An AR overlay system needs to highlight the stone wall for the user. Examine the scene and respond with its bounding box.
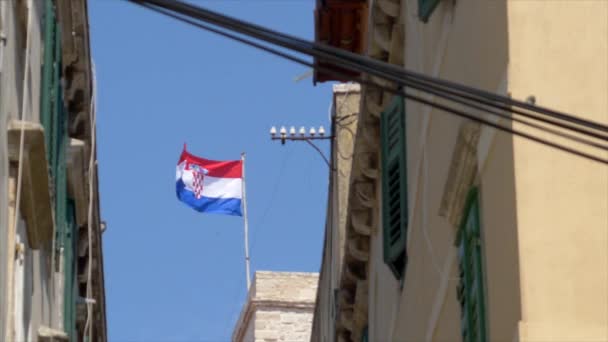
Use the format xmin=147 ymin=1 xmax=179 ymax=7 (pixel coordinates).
xmin=233 ymin=271 xmax=318 ymax=342
xmin=311 ymin=83 xmax=361 ymax=342
xmin=255 ymin=308 xmax=313 ymax=342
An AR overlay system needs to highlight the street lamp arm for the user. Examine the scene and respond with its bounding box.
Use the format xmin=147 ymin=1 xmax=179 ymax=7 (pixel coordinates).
xmin=304 ymin=139 xmax=332 ymax=169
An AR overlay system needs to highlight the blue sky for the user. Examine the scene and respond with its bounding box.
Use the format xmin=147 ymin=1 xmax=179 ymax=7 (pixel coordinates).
xmin=89 ymin=1 xmax=333 ymax=340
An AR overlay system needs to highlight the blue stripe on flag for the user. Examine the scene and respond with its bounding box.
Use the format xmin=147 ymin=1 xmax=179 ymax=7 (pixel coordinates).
xmin=176 ymin=179 xmax=243 ymax=216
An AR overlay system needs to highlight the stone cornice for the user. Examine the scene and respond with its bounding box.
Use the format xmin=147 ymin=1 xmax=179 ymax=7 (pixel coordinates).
xmin=333 ymin=0 xmax=404 ymax=340
xmin=253 ymin=299 xmax=316 ymax=311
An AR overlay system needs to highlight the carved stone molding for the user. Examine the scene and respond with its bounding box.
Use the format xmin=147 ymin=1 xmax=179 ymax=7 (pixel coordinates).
xmin=377 ymin=0 xmax=400 ymax=18
xmin=354 ymin=181 xmax=376 ymax=208
xmin=351 ymin=280 xmax=369 ymax=342
xmin=344 ymin=262 xmax=367 ymax=283
xmin=7 ymin=121 xmax=53 ymax=249
xmin=38 ymin=326 xmax=69 ymax=342
xmin=352 ymin=210 xmax=372 ymax=236
xmin=348 ymin=236 xmax=370 ymax=262
xmin=373 ymin=24 xmax=392 ymax=52
xmin=339 ymin=308 xmax=355 ymax=332
xmin=439 ymin=122 xmax=481 ymax=229
xmin=357 ymin=152 xmax=378 ymax=180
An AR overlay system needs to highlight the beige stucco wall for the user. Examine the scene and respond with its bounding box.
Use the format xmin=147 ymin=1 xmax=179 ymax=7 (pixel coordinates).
xmin=506 ymin=2 xmax=608 ymax=341
xmin=233 ymin=271 xmax=318 ymax=342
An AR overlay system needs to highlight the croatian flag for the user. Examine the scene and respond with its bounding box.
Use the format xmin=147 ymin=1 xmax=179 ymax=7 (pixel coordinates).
xmin=176 ymin=147 xmax=243 ymax=216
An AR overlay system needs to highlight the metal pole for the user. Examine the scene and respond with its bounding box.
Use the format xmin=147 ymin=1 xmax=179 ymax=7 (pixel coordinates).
xmin=241 ymin=153 xmax=251 ymax=290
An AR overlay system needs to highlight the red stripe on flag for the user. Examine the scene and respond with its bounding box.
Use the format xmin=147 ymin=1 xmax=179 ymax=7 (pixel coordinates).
xmin=179 ymin=149 xmax=242 ymax=179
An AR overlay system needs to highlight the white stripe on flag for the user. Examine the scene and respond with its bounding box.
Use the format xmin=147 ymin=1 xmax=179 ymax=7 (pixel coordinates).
xmin=201 ymin=176 xmax=242 ymax=199
xmin=178 ymin=162 xmax=243 ymax=199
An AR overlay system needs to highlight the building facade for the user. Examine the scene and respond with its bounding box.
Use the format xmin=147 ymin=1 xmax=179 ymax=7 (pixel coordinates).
xmin=312 ymin=1 xmax=608 ymax=341
xmin=311 ymin=83 xmax=361 ymax=342
xmin=0 ymin=0 xmax=107 ymax=341
xmin=233 ymin=271 xmax=318 ymax=342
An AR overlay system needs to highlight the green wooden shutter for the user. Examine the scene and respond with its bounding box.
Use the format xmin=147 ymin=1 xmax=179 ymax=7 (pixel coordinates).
xmin=419 ymin=0 xmax=441 ymax=23
xmin=51 ymin=23 xmax=63 ymax=188
xmin=63 ymin=200 xmax=78 ymax=341
xmin=40 ymin=0 xmax=56 ymax=158
xmin=457 ymin=188 xmax=487 ymax=342
xmin=52 ymin=24 xmax=68 ymax=246
xmin=381 ymin=96 xmax=408 ymax=280
xmin=361 ymin=326 xmax=368 ymax=342
xmin=42 ymin=3 xmax=75 ymax=337
xmin=41 ymin=0 xmax=63 ymax=205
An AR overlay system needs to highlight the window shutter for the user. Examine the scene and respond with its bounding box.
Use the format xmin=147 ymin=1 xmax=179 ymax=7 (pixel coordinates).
xmin=381 ymin=97 xmax=408 ymax=279
xmin=50 ymin=24 xmax=63 ymax=187
xmin=63 ymin=200 xmax=77 ymax=341
xmin=40 ymin=0 xmax=56 ymax=158
xmin=52 ymin=31 xmax=68 ymax=246
xmin=418 ymin=0 xmax=441 ymax=23
xmin=457 ymin=189 xmax=487 ymax=342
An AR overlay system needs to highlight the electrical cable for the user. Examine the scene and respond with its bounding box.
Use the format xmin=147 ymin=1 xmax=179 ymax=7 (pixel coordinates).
xmin=132 ymin=0 xmax=608 ymax=137
xmin=83 ymin=63 xmax=97 ymax=342
xmin=128 ymin=0 xmax=608 ymax=165
xmin=305 ymin=139 xmax=332 ymax=168
xmin=333 ymin=87 xmax=358 ymax=166
xmin=250 ymin=146 xmax=291 ymax=252
xmin=133 ymin=0 xmax=608 ymax=146
xmin=12 ymin=0 xmax=33 ymax=337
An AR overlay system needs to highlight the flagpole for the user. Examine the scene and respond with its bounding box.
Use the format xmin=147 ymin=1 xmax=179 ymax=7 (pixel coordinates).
xmin=241 ymin=152 xmax=252 ymax=291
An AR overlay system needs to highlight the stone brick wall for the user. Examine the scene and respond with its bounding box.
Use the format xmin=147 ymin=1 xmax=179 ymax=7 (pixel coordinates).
xmin=253 ymin=272 xmax=318 ymax=304
xmin=233 ymin=271 xmax=318 ymax=342
xmin=255 ymin=308 xmax=313 ymax=341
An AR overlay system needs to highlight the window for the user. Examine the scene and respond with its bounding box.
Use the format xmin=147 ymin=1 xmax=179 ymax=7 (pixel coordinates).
xmin=456 ymin=188 xmax=487 ymax=342
xmin=381 ymin=96 xmax=408 ymax=280
xmin=419 ymin=0 xmax=441 ymax=23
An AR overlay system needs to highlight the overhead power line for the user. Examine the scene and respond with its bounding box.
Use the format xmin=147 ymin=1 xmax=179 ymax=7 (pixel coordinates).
xmin=130 ymin=0 xmax=608 ymax=133
xmin=127 ymin=0 xmax=608 ymax=165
